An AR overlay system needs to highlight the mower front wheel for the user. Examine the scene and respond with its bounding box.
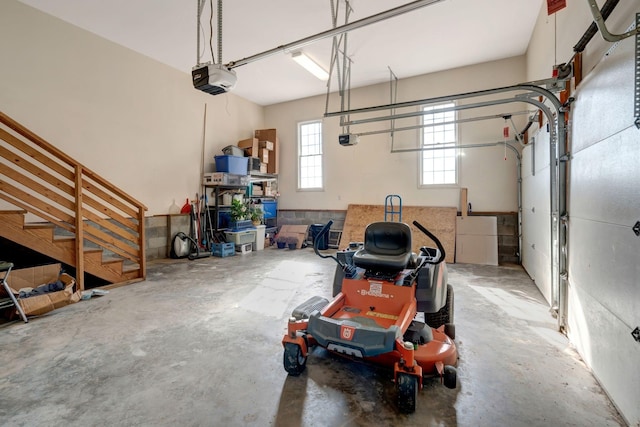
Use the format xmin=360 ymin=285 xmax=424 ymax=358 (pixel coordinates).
xmin=443 ymin=365 xmax=457 ymax=389
xmin=283 ymin=342 xmax=307 ymax=376
xmin=396 ymin=373 xmax=418 ymax=413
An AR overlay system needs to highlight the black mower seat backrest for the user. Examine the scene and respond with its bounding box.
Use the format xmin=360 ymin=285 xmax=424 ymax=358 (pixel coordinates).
xmin=352 ymin=222 xmax=412 ymax=272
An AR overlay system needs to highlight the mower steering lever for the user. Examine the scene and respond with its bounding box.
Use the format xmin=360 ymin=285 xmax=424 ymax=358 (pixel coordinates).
xmin=412 ymin=221 xmax=446 ymax=265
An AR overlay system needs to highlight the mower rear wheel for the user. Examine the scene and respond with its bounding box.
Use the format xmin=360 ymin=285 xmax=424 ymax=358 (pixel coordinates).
xmin=443 ymin=365 xmax=457 ymax=389
xmin=444 ymin=323 xmax=455 ymax=340
xmin=396 ymin=373 xmax=418 ymax=413
xmin=283 ymin=343 xmax=307 ymax=376
xmin=425 ymin=284 xmax=454 ymax=329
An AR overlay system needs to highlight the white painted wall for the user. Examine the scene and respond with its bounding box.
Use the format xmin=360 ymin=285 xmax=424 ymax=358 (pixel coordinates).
xmin=524 ymin=2 xmax=640 ymax=424
xmin=0 ymin=0 xmax=264 ymax=216
xmin=264 ymin=56 xmax=527 ymax=212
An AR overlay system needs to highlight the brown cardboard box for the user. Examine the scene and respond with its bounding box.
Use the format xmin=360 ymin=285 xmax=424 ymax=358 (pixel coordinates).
xmin=238 ymin=138 xmax=259 ymax=154
xmin=254 ymin=130 xmax=279 ymax=174
xmin=267 ymin=141 xmax=278 ymax=174
xmin=1 ymin=264 xmax=80 ymax=317
xmin=254 ymin=129 xmax=278 ymax=142
xmin=277 ymin=225 xmax=309 ymax=249
xmin=259 ymin=140 xmax=274 ymax=151
xmin=260 ymin=148 xmax=270 ymax=164
xmin=260 ymin=162 xmax=267 ymax=173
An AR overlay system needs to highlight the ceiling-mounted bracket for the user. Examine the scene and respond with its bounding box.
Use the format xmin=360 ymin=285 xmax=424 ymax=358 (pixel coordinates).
xmin=587 ymin=0 xmax=639 ymax=43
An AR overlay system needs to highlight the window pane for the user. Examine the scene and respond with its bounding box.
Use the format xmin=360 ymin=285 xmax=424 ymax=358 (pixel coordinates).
xmin=299 ymin=121 xmax=323 ymax=189
xmin=422 ymin=103 xmax=456 ymax=185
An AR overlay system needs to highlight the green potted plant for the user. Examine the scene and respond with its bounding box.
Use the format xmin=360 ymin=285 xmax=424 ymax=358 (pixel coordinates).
xmin=229 ymin=198 xmax=248 ymax=229
xmin=250 ymin=206 xmax=263 ymax=226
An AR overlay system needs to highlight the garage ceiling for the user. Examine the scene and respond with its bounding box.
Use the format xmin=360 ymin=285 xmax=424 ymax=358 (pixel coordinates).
xmin=18 ymin=0 xmax=544 ymax=106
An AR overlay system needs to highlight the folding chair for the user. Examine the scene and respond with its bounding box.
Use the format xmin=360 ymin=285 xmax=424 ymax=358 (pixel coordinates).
xmin=0 ymin=261 xmax=29 ymax=323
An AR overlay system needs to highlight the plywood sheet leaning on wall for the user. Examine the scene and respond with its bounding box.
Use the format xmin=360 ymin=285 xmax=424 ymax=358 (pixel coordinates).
xmin=339 ymin=204 xmax=457 ymax=264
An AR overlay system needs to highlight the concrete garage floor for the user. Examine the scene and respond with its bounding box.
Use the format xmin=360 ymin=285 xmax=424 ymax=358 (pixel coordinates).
xmin=0 ymin=248 xmax=625 ymax=427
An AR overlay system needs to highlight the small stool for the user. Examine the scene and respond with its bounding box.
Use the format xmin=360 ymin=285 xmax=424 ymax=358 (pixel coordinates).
xmin=0 ymin=261 xmax=28 ymax=323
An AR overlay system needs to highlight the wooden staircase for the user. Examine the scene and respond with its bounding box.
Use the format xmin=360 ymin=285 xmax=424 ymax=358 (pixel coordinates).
xmin=0 ymin=112 xmax=147 ymax=289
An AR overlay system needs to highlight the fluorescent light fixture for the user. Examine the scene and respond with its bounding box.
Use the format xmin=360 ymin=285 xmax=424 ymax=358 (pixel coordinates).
xmin=291 ymin=51 xmax=329 ymax=81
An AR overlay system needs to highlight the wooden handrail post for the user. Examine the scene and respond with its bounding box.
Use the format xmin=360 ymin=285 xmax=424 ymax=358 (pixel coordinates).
xmin=138 ymin=207 xmax=146 ymax=280
xmin=74 ymin=165 xmax=85 ymax=291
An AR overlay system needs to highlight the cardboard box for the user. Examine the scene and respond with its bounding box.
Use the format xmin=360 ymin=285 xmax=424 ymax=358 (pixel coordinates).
xmin=277 ymin=225 xmax=309 ymax=249
xmin=254 ymin=129 xmax=278 ymax=143
xmin=254 ymin=130 xmax=279 ymax=174
xmin=0 ymin=263 xmax=80 ymax=317
xmin=267 ymin=142 xmax=278 ymax=174
xmin=260 ymin=162 xmax=267 ymax=173
xmin=238 ymin=138 xmax=259 ymax=154
xmin=260 ymin=148 xmax=270 ymax=164
xmin=259 ymin=140 xmax=274 ymax=151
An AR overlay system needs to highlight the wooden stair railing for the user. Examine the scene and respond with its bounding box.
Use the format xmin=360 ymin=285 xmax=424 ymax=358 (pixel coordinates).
xmin=0 ymin=111 xmax=147 ymax=289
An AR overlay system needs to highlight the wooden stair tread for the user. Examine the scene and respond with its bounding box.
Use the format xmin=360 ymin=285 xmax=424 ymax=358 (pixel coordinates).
xmin=23 ymin=223 xmax=56 ymax=230
xmin=101 ymin=257 xmax=124 ymax=265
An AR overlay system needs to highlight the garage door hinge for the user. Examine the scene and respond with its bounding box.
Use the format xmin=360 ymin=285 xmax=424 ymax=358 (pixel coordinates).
xmin=632 ymin=327 xmax=640 ymax=343
xmin=633 ymin=221 xmax=640 ymax=236
xmin=560 ymin=97 xmax=575 ymax=112
xmin=559 ymin=153 xmax=571 ymax=162
xmin=560 ymin=214 xmax=569 ymax=223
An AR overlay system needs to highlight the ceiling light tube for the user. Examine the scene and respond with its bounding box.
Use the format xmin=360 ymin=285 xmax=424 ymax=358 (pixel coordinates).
xmin=291 ymin=51 xmax=329 ymax=81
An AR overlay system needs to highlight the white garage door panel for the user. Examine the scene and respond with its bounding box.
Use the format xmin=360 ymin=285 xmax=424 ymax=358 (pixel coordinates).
xmin=571 ymin=36 xmax=635 ymax=153
xmin=567 ymin=284 xmax=640 ymax=424
xmin=533 ymin=129 xmax=550 ymax=175
xmin=570 ymin=128 xmax=640 ymax=226
xmin=522 ymin=208 xmax=552 ymax=304
xmin=522 ymin=127 xmax=552 ymax=304
xmin=568 ymin=217 xmax=639 ymax=329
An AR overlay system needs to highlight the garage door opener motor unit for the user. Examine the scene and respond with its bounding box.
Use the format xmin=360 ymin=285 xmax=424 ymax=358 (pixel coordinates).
xmin=192 ymin=63 xmax=237 ymax=96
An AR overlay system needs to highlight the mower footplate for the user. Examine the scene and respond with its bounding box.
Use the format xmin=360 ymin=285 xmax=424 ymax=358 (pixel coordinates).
xmin=308 ymin=311 xmax=400 ymax=358
xmin=291 ymin=296 xmax=329 ymax=320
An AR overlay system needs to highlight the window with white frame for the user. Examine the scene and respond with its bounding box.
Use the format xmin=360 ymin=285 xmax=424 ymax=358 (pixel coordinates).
xmin=421 ymin=103 xmax=457 ymax=185
xmin=298 ymin=120 xmax=323 ymax=189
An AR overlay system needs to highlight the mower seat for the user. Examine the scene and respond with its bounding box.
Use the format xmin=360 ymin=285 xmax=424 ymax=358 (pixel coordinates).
xmin=352 ymin=222 xmax=412 ymax=272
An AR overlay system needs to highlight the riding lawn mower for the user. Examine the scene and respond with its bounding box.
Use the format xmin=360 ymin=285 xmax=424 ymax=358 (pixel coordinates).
xmin=281 ymin=219 xmax=458 ymax=413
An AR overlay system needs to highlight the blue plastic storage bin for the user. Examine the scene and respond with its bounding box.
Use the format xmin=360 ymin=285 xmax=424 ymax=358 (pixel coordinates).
xmin=212 ymin=242 xmax=235 ymax=257
xmin=214 ymin=155 xmax=248 ymax=176
xmin=261 ymin=200 xmax=277 ymax=219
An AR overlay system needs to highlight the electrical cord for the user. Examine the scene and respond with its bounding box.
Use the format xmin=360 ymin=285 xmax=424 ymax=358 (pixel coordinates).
xmin=209 ymin=0 xmax=215 ymax=64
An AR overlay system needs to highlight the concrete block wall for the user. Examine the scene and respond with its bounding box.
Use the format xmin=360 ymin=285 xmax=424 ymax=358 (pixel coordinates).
xmin=144 ymin=214 xmax=190 ymax=261
xmin=277 ymin=210 xmax=347 ymax=237
xmin=144 ymin=211 xmax=519 ymax=263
